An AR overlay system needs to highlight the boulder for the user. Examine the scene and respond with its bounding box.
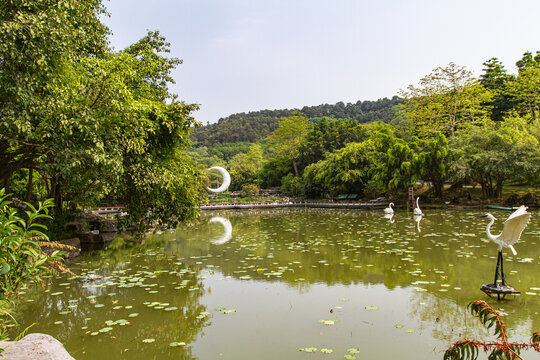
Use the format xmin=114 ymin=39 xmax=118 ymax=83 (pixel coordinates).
xmin=0 ymin=333 xmax=75 ymax=360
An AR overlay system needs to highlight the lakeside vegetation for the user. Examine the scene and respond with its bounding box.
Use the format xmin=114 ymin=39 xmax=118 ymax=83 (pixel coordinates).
xmin=0 ymin=1 xmax=539 ymax=354
xmin=191 ymin=59 xmax=540 ymax=201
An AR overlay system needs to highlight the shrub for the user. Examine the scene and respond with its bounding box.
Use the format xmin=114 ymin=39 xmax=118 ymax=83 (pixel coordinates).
xmin=0 ymin=189 xmax=64 ymax=297
xmin=240 ymin=184 xmax=260 ymax=197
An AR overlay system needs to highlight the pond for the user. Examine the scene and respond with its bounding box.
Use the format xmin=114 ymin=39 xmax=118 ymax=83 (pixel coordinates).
xmin=11 ymin=208 xmax=540 ymax=359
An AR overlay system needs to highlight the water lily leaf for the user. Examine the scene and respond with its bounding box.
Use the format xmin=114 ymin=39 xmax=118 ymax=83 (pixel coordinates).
xmin=222 ymin=309 xmax=236 ymax=314
xmin=99 ymin=327 xmax=113 ymax=333
xmin=321 ymin=348 xmax=333 ymax=353
xmin=94 ymin=304 xmax=104 ymax=308
xmin=347 ymin=348 xmax=360 ymax=354
xmin=406 ymin=329 xmax=415 ymax=333
xmin=169 ymin=342 xmax=186 ymax=347
xmin=142 ymin=338 xmax=155 ymax=343
xmin=53 ymin=321 xmax=63 ymax=325
xmin=299 ymin=347 xmax=317 ymax=352
xmin=214 ymin=307 xmax=226 ymax=311
xmin=164 ymin=307 xmax=178 ymax=311
xmin=344 ymin=355 xmax=356 ymax=360
xmin=365 ymin=306 xmax=379 ymax=310
xmin=340 ymin=298 xmax=350 ymax=302
xmin=90 ymin=332 xmax=99 ymax=336
xmin=395 ymin=324 xmax=404 ymax=328
xmin=51 ymin=292 xmax=63 ymax=296
xmin=128 ymin=313 xmax=139 ymax=318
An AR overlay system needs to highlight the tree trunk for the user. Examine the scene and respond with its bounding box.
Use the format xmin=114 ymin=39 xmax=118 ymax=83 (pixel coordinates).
xmin=434 ymin=181 xmax=443 ymax=198
xmin=292 ymin=157 xmax=299 ymax=177
xmin=26 ymin=168 xmax=34 ymax=202
xmin=494 ymin=181 xmax=503 ymax=199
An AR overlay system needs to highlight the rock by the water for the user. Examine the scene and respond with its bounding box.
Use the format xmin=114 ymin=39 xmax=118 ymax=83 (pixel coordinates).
xmin=0 ymin=333 xmax=75 ymax=360
xmin=63 ymin=214 xmax=118 ymax=251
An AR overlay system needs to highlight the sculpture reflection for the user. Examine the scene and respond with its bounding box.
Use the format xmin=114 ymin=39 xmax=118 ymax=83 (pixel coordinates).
xmin=414 ymin=214 xmax=423 ymax=233
xmin=384 ymin=213 xmax=395 ymax=223
xmin=209 ymin=216 xmax=233 ymax=245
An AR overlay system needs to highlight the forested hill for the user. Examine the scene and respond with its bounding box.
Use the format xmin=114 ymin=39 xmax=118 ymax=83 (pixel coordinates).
xmin=191 ymin=96 xmax=400 ymax=146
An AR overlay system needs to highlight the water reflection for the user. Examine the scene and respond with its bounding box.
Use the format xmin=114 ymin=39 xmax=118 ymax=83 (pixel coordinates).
xmin=10 ymin=208 xmax=540 ymax=360
xmin=208 ymin=216 xmax=233 ymax=245
xmin=414 ymin=213 xmax=423 ymax=232
xmin=384 ymin=212 xmax=395 ymax=223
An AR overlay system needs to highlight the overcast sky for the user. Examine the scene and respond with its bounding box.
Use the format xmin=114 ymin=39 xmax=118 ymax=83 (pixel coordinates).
xmin=103 ymin=0 xmax=540 ymax=124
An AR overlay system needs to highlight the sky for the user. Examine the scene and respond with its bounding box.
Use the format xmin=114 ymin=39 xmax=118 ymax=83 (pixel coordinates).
xmin=103 ymin=0 xmax=540 ymax=125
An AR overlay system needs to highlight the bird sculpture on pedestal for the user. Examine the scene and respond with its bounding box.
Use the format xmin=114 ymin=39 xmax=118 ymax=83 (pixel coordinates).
xmin=477 ymin=205 xmax=531 ymax=296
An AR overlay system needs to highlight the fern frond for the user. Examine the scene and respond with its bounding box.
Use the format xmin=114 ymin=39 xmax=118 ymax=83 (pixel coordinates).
xmin=468 ymin=301 xmax=508 ymax=341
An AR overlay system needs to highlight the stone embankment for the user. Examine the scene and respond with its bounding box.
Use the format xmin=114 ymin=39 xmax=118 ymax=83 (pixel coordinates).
xmin=61 ymin=213 xmax=118 ymax=252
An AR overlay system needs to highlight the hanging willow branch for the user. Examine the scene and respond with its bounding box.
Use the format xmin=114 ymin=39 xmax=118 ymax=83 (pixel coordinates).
xmin=444 ymin=301 xmax=540 ymax=360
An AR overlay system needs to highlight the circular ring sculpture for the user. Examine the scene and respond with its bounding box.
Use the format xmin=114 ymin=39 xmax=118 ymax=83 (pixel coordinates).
xmin=209 ymin=217 xmax=233 ymax=245
xmin=207 ymin=166 xmax=231 ymax=193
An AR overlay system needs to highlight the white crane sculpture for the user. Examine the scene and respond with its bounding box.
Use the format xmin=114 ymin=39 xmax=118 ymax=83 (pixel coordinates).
xmin=413 ymin=197 xmax=423 ymax=216
xmin=477 ymin=205 xmax=531 ymax=290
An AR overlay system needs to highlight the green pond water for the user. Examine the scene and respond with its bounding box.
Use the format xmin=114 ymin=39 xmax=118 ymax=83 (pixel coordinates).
xmin=10 ymin=208 xmax=540 ymax=359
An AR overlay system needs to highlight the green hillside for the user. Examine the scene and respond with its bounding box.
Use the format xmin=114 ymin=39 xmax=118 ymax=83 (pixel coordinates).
xmin=190 ymin=97 xmax=400 ymax=146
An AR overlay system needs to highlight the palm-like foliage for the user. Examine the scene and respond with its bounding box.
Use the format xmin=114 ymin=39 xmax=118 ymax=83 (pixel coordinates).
xmin=444 ymin=300 xmax=540 ymax=360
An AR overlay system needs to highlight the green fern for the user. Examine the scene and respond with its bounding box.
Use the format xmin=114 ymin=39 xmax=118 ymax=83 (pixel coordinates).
xmin=444 ymin=301 xmax=540 ymax=360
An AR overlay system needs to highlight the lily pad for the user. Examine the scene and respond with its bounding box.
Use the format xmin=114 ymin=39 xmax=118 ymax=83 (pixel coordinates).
xmin=299 ymin=347 xmax=317 ymax=352
xmin=365 ymin=306 xmax=379 ymax=310
xmin=99 ymin=327 xmax=113 ymax=333
xmin=395 ymin=324 xmax=404 ymax=328
xmin=128 ymin=313 xmax=139 ymax=318
xmin=347 ymin=348 xmax=360 ymax=354
xmin=142 ymin=338 xmax=155 ymax=343
xmin=321 ymin=348 xmax=333 ymax=353
xmin=169 ymin=342 xmax=186 ymax=347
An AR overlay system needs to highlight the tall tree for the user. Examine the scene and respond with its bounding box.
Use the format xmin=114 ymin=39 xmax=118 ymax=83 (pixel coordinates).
xmin=0 ymin=1 xmax=204 ymax=229
xmin=479 ymin=58 xmax=515 ymax=121
xmin=228 ymin=144 xmax=263 ymax=190
xmin=267 ymin=112 xmax=310 ymax=177
xmin=0 ymin=0 xmax=109 ymax=191
xmin=298 ymin=117 xmax=368 ymax=170
xmin=401 ymin=63 xmax=492 ymax=137
xmin=449 ymin=117 xmax=539 ymax=198
xmin=506 ymin=67 xmax=540 ymax=122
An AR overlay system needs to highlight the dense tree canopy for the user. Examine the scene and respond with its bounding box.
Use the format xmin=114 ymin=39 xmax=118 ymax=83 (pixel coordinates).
xmin=190 ymin=98 xmax=400 ymax=146
xmin=195 ymin=53 xmax=540 ymax=200
xmin=266 ymin=112 xmax=310 ymax=177
xmin=400 ymin=63 xmax=492 ymax=137
xmin=1 ymin=1 xmax=204 ymax=229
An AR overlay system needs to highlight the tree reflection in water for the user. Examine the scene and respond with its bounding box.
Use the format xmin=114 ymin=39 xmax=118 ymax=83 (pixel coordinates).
xmin=10 ymin=208 xmax=540 ymax=359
